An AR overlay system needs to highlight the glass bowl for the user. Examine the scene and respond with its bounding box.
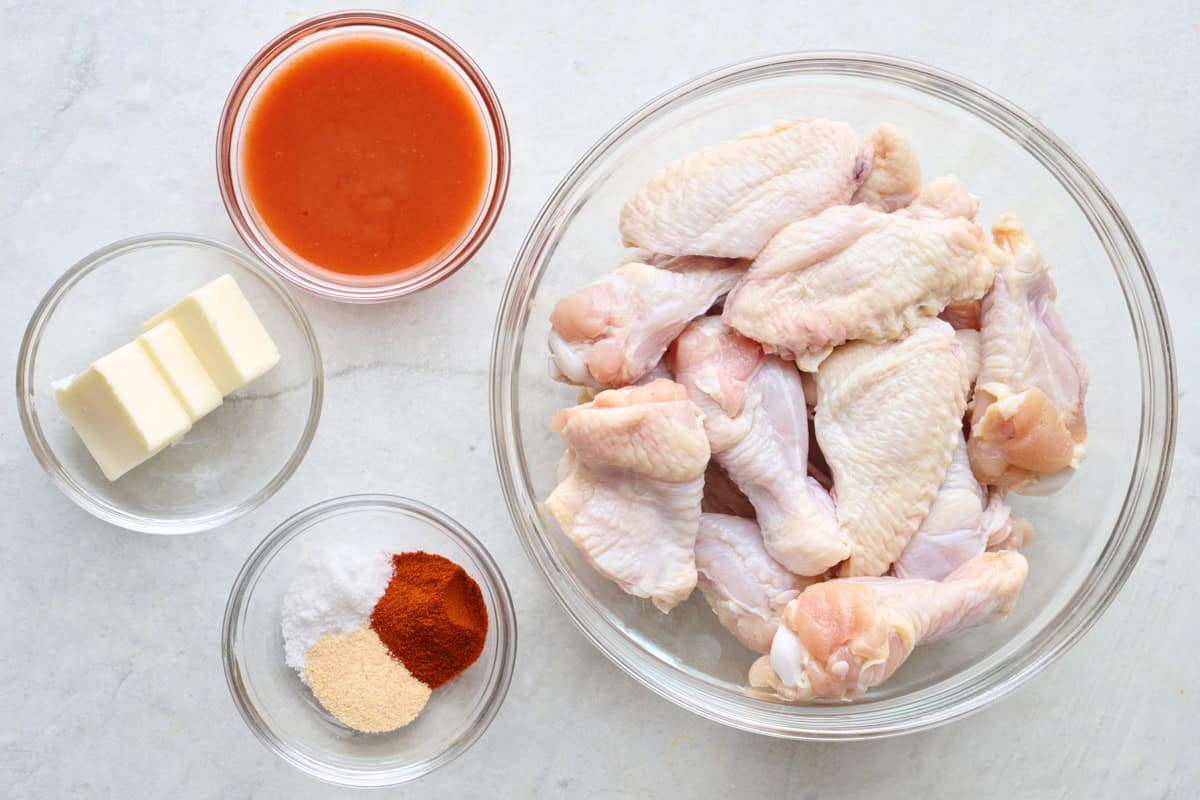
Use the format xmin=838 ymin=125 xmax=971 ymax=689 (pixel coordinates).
xmin=217 ymin=10 xmax=511 ymax=303
xmin=16 ymin=233 xmax=323 ymax=534
xmin=491 ymin=53 xmax=1177 ymax=739
xmin=222 ymin=494 xmax=516 ymax=787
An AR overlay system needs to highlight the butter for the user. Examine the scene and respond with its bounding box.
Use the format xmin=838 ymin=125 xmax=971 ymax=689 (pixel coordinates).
xmin=137 ymin=321 xmax=222 ymax=421
xmin=54 ymin=341 xmax=192 ymax=481
xmin=55 ymin=274 xmax=282 ymax=481
xmin=145 ymin=274 xmax=280 ymax=396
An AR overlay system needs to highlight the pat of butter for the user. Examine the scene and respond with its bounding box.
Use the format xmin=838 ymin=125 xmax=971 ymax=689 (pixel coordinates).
xmin=54 ymin=341 xmax=192 ymax=481
xmin=145 ymin=274 xmax=280 ymax=396
xmin=137 ymin=320 xmax=222 ymax=421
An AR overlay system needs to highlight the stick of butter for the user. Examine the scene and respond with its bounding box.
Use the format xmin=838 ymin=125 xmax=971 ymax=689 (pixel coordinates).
xmin=137 ymin=320 xmax=223 ymax=421
xmin=55 ymin=341 xmax=193 ymax=481
xmin=145 ymin=274 xmax=280 ymax=396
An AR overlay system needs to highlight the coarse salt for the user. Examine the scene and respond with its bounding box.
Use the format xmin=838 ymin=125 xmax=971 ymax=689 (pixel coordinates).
xmin=280 ymin=543 xmax=394 ymax=684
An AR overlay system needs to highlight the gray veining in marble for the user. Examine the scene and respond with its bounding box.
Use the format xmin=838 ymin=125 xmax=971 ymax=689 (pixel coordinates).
xmin=2 ymin=1 xmax=1197 ymax=797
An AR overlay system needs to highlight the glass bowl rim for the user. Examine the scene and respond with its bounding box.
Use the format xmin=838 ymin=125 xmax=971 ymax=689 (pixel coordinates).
xmin=221 ymin=492 xmax=519 ymax=787
xmin=15 ymin=231 xmax=324 ymax=535
xmin=489 ymin=51 xmax=1177 ymax=739
xmin=215 ymin=9 xmax=512 ymax=304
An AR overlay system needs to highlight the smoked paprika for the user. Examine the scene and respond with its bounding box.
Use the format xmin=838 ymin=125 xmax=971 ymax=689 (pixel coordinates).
xmin=370 ymin=551 xmax=488 ymax=688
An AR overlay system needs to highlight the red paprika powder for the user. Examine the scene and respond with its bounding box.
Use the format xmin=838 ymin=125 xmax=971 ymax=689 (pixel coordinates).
xmin=370 ymin=551 xmax=488 ymax=688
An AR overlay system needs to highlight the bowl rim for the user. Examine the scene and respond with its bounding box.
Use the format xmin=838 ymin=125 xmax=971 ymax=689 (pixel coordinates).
xmin=221 ymin=493 xmax=518 ymax=787
xmin=490 ymin=51 xmax=1177 ymax=739
xmin=15 ymin=232 xmax=324 ymax=535
xmin=216 ymin=10 xmax=511 ymax=303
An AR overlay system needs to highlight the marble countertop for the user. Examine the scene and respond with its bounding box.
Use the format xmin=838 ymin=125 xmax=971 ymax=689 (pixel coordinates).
xmin=2 ymin=1 xmax=1197 ymax=796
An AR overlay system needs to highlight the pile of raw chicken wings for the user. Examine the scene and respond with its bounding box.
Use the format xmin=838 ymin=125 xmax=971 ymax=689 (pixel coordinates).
xmin=544 ymin=119 xmax=1087 ymax=701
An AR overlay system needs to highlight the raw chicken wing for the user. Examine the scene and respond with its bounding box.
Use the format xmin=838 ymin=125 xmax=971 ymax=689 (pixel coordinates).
xmin=750 ymin=551 xmax=1028 ymax=700
xmin=549 ymin=257 xmax=744 ymax=387
xmin=619 ymin=119 xmax=920 ymax=259
xmin=695 ymin=514 xmax=818 ymax=654
xmin=724 ymin=205 xmax=999 ymax=370
xmin=546 ymin=380 xmax=709 ymax=612
xmin=893 ymin=321 xmax=1002 ymax=580
xmin=955 ymin=328 xmax=983 ymax=388
xmin=908 ymin=174 xmax=979 ymax=221
xmin=849 ymin=124 xmax=922 ymax=212
xmin=673 ymin=317 xmax=848 ymax=575
xmin=892 ymin=436 xmax=987 ymax=580
xmin=983 ymin=495 xmax=1034 ymax=551
xmin=970 ymin=212 xmax=1088 ymax=492
xmin=815 ymin=321 xmax=968 ymax=576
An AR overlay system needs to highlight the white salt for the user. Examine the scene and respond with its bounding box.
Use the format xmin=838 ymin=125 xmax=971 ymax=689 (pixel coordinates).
xmin=280 ymin=543 xmax=395 ymax=684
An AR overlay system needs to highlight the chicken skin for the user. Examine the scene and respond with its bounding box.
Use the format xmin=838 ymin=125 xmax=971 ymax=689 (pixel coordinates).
xmin=620 ymin=119 xmax=920 ymax=259
xmin=673 ymin=317 xmax=848 ymax=575
xmin=546 ymin=380 xmax=709 ymax=612
xmin=908 ymin=174 xmax=980 ymax=221
xmin=970 ymin=213 xmax=1088 ymax=492
xmin=892 ymin=435 xmax=987 ymax=580
xmin=815 ymin=321 xmax=969 ymax=577
xmin=694 ymin=514 xmax=819 ymax=654
xmin=750 ymin=551 xmax=1027 ymax=700
xmin=724 ymin=205 xmax=999 ymax=370
xmin=549 ymin=257 xmax=745 ymax=388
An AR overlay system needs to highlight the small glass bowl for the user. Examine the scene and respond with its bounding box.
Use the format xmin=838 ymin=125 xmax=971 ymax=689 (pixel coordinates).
xmin=16 ymin=233 xmax=323 ymax=534
xmin=217 ymin=11 xmax=511 ymax=303
xmin=222 ymin=494 xmax=517 ymax=788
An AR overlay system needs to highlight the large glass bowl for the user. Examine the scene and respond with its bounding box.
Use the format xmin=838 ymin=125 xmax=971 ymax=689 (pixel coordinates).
xmin=491 ymin=53 xmax=1176 ymax=739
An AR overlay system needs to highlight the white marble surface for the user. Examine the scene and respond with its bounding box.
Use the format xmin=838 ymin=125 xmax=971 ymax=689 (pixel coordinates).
xmin=2 ymin=1 xmax=1197 ymax=796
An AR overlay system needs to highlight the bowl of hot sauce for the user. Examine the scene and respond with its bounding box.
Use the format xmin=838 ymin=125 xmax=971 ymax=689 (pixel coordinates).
xmin=218 ymin=12 xmax=509 ymax=302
